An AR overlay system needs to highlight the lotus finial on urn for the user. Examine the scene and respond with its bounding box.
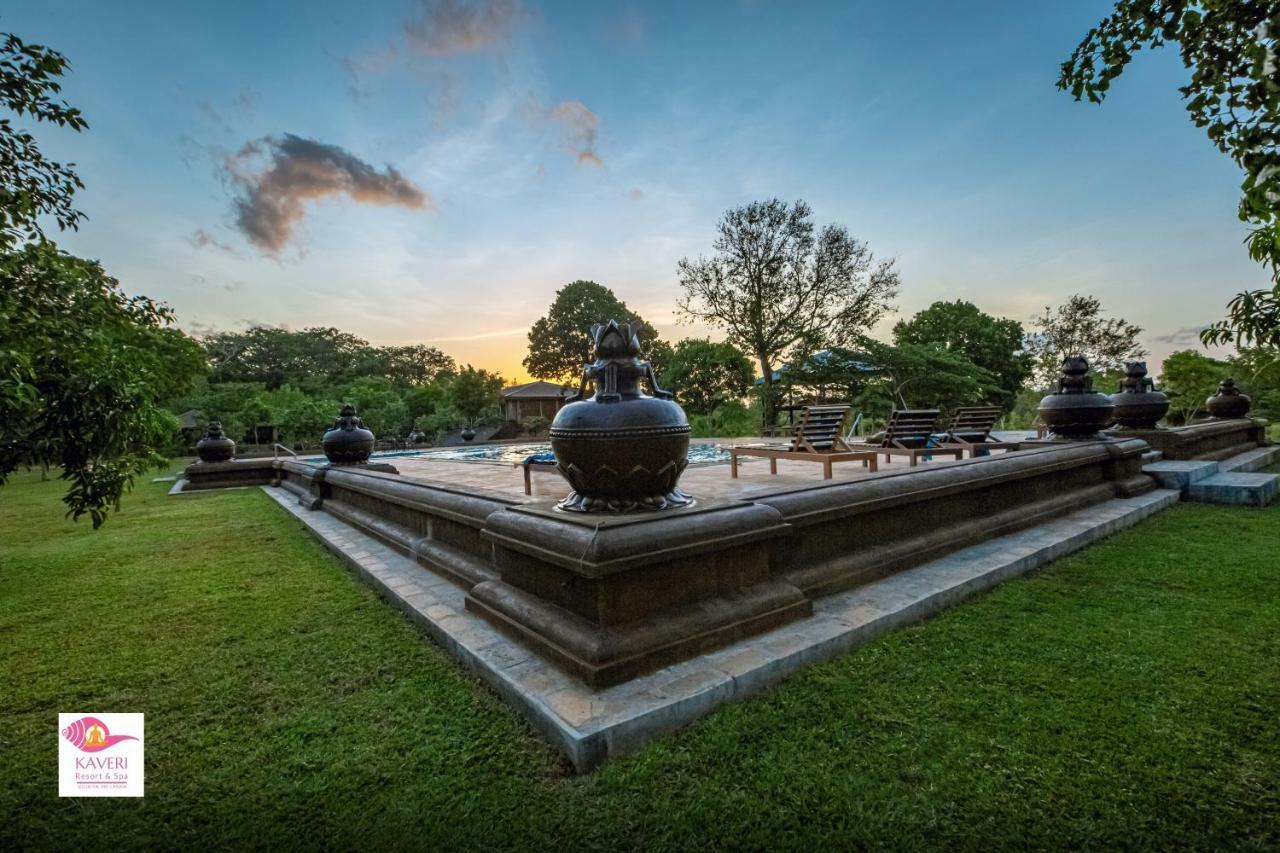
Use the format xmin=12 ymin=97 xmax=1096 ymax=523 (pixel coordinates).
xmin=1205 ymin=378 xmax=1252 ymax=419
xmin=1108 ymin=361 xmax=1169 ymax=429
xmin=1037 ymin=355 xmax=1116 ymax=439
xmin=196 ymin=420 xmax=236 ymax=463
xmin=549 ymin=320 xmax=692 ymax=513
xmin=322 ymin=403 xmax=376 ymax=464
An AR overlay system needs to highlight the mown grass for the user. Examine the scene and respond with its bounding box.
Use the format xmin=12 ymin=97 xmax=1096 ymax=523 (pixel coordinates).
xmin=1 ymin=465 xmax=1278 ymax=850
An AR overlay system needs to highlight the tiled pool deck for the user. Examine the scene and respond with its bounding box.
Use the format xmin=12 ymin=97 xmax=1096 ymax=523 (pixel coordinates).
xmin=385 ymin=432 xmax=1034 ymax=502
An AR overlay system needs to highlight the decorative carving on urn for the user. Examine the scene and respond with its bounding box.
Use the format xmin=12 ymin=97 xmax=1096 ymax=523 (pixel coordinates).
xmin=195 ymin=421 xmax=236 ymax=462
xmin=322 ymin=404 xmax=375 ymax=464
xmin=1205 ymin=378 xmax=1252 ymax=419
xmin=1109 ymin=361 xmax=1170 ymax=429
xmin=1037 ymin=355 xmax=1116 ymax=439
xmin=549 ymin=319 xmax=692 ymax=513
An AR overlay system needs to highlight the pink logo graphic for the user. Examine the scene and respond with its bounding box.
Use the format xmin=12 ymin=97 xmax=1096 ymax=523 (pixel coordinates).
xmin=61 ymin=716 xmax=139 ymax=752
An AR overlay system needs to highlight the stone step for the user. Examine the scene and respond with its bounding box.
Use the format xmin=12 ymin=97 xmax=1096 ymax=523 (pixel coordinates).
xmin=1187 ymin=472 xmax=1279 ymax=507
xmin=1140 ymin=449 xmax=1164 ymax=465
xmin=1142 ymin=459 xmax=1219 ymax=490
xmin=1217 ymin=445 xmax=1280 ymax=474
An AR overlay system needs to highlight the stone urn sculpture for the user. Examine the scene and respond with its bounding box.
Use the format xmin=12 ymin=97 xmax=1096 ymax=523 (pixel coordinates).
xmin=322 ymin=404 xmax=375 ymax=464
xmin=549 ymin=319 xmax=692 ymax=513
xmin=461 ymin=427 xmax=477 ymax=442
xmin=1037 ymin=355 xmax=1116 ymax=439
xmin=195 ymin=421 xmax=235 ymax=462
xmin=1206 ymin=378 xmax=1252 ymax=419
xmin=1109 ymin=361 xmax=1169 ymax=429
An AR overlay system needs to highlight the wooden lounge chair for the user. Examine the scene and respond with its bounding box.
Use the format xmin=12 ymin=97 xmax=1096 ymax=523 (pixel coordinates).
xmin=731 ymin=405 xmax=878 ymax=480
xmin=518 ymin=452 xmax=560 ymax=495
xmin=851 ymin=408 xmax=964 ymax=467
xmin=941 ymin=406 xmax=1022 ymax=457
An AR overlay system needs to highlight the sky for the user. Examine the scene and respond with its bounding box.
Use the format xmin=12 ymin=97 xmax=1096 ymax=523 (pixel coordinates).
xmin=6 ymin=0 xmax=1262 ymax=382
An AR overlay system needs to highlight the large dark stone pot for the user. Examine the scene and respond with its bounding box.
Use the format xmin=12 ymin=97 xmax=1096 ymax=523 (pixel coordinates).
xmin=461 ymin=428 xmax=476 ymax=442
xmin=550 ymin=320 xmax=692 ymax=513
xmin=1038 ymin=355 xmax=1116 ymax=439
xmin=322 ymin=404 xmax=375 ymax=464
xmin=195 ymin=421 xmax=235 ymax=462
xmin=1109 ymin=361 xmax=1169 ymax=429
xmin=1206 ymin=378 xmax=1251 ymax=419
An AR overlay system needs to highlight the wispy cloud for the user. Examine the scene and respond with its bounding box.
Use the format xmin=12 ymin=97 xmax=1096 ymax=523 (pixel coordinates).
xmin=189 ymin=228 xmax=240 ymax=255
xmin=1152 ymin=325 xmax=1210 ymax=345
xmin=222 ymin=134 xmax=430 ymax=253
xmin=404 ymin=0 xmax=521 ymax=56
xmin=547 ymin=100 xmax=603 ymax=167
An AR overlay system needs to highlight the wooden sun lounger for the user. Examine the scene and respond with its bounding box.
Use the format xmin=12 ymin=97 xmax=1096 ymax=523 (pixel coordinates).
xmin=731 ymin=405 xmax=878 ymax=480
xmin=942 ymin=406 xmax=1022 ymax=457
xmin=849 ymin=408 xmax=964 ymax=466
xmin=519 ymin=457 xmax=560 ymax=495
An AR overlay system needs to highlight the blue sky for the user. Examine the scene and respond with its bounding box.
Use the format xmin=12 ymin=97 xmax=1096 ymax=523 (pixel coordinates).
xmin=6 ymin=0 xmax=1259 ymax=380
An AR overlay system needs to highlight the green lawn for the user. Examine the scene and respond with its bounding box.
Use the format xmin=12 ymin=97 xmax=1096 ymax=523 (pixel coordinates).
xmin=2 ymin=466 xmax=1278 ymax=850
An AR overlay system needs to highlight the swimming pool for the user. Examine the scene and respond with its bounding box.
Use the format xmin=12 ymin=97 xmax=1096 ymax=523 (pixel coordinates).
xmin=306 ymin=442 xmax=737 ymax=466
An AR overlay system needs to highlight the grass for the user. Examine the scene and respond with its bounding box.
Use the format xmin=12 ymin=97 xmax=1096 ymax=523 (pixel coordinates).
xmin=1 ymin=466 xmax=1278 ymax=850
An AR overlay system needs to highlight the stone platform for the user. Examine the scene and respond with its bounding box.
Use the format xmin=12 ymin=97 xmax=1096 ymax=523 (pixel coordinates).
xmin=263 ymin=484 xmax=1178 ymax=772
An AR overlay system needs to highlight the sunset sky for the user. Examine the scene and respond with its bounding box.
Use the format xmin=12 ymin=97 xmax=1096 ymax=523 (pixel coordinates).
xmin=8 ymin=0 xmax=1258 ymax=382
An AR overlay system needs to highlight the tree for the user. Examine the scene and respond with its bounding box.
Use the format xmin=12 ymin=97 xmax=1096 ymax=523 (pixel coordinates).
xmin=369 ymin=344 xmax=456 ymax=387
xmin=1159 ymin=349 xmax=1232 ymax=424
xmin=449 ymin=366 xmax=505 ymax=428
xmin=0 ymin=243 xmax=206 ymax=526
xmin=1058 ymin=3 xmax=1280 ymax=348
xmin=273 ymin=395 xmax=338 ymax=449
xmin=660 ymin=338 xmax=754 ymax=416
xmin=776 ymin=348 xmax=879 ymax=406
xmin=893 ymin=300 xmax=1030 ymax=409
xmin=524 ymin=280 xmax=667 ymax=383
xmin=1024 ymin=295 xmax=1145 ymax=387
xmin=855 ymin=338 xmax=1001 ymax=415
xmin=1 ymin=32 xmax=89 ymax=249
xmin=676 ymin=199 xmax=899 ymax=426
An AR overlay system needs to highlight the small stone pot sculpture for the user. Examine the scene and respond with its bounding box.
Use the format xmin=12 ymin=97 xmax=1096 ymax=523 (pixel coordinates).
xmin=322 ymin=404 xmax=375 ymax=464
xmin=195 ymin=421 xmax=235 ymax=462
xmin=1205 ymin=378 xmax=1252 ymax=419
xmin=550 ymin=319 xmax=692 ymax=513
xmin=461 ymin=427 xmax=477 ymax=442
xmin=1109 ymin=361 xmax=1169 ymax=429
xmin=1037 ymin=355 xmax=1116 ymax=439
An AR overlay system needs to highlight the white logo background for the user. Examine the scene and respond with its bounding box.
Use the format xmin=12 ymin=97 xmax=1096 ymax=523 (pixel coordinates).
xmin=58 ymin=712 xmax=145 ymax=798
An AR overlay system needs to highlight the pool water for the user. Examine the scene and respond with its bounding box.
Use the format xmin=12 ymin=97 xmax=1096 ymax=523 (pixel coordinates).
xmin=305 ymin=442 xmax=737 ymax=466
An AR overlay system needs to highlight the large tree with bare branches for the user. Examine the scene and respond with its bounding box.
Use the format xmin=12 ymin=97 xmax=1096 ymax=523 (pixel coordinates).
xmin=676 ymin=199 xmax=899 ymax=426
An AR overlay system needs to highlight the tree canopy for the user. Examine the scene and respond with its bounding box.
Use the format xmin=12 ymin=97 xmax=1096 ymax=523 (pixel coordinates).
xmin=524 ymin=280 xmax=669 ymax=383
xmin=1 ymin=32 xmax=88 ymax=249
xmin=1024 ymin=295 xmax=1145 ymax=387
xmin=1058 ymin=2 xmax=1280 ymax=347
xmin=202 ymin=326 xmax=456 ymax=391
xmin=1159 ymin=348 xmax=1232 ymax=424
xmin=449 ymin=366 xmax=505 ymax=427
xmin=676 ymin=199 xmax=899 ymax=425
xmin=893 ymin=300 xmax=1030 ymax=409
xmin=660 ymin=338 xmax=754 ymax=416
xmin=0 ymin=243 xmax=206 ymax=526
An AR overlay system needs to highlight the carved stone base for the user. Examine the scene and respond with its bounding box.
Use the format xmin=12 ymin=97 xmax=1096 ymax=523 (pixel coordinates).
xmin=469 ymin=498 xmax=809 ymax=687
xmin=556 ymin=486 xmax=693 ymax=513
xmin=1105 ymin=418 xmax=1267 ymax=461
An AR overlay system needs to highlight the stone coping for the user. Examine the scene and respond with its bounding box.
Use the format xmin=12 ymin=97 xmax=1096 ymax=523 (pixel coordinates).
xmin=262 ymin=483 xmax=1179 ymax=772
